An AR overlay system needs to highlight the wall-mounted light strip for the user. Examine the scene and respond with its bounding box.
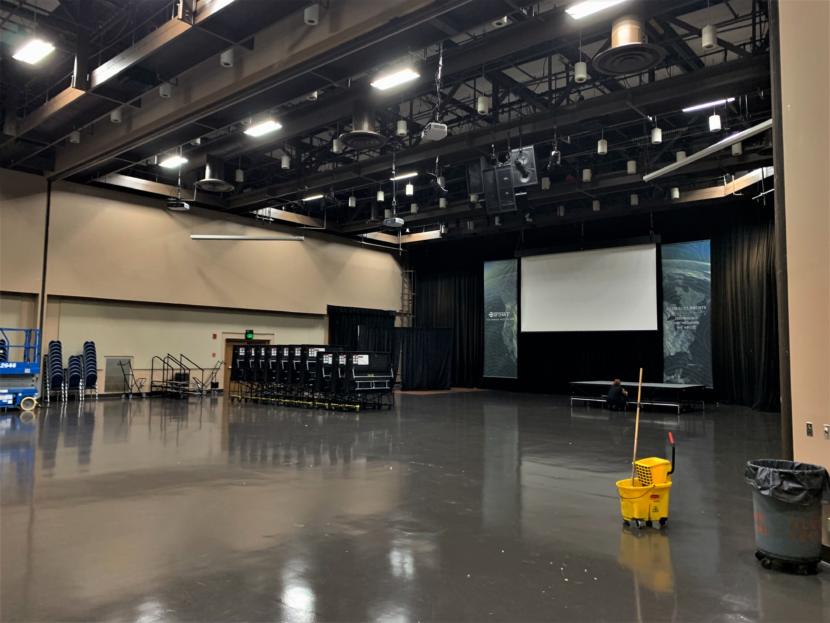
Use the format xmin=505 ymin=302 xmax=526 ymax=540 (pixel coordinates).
xmin=190 ymin=234 xmax=305 ymax=241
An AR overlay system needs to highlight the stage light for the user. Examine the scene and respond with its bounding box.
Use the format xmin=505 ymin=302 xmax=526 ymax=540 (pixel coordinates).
xmin=390 ymin=171 xmax=418 ymax=181
xmin=574 ymin=61 xmax=588 ymax=84
xmin=348 ymin=195 xmax=357 ymax=208
xmin=439 ymin=197 xmax=447 ymax=209
xmin=159 ymin=154 xmax=188 ymax=168
xmin=682 ymin=97 xmax=735 ymax=113
xmin=732 ymin=142 xmax=743 ymax=156
xmin=377 ymin=190 xmax=385 ymax=202
xmin=110 ymin=108 xmax=122 ymax=124
xmin=630 ymin=193 xmax=639 ymax=207
xmin=68 ymin=130 xmax=81 ymax=144
xmin=701 ymin=24 xmax=717 ymax=50
xmin=566 ymin=0 xmax=627 ymax=20
xmin=541 ymin=176 xmax=551 ymax=190
xmin=331 ymin=138 xmax=343 ymax=154
xmin=676 ymin=150 xmax=687 ymax=162
xmin=281 ymin=154 xmax=291 ymax=170
xmin=245 ymin=118 xmax=282 ymax=137
xmin=13 ymin=38 xmax=55 ymax=64
xmin=405 ymin=182 xmax=414 ymax=196
xmin=709 ymin=113 xmax=722 ymax=132
xmin=159 ymin=82 xmax=173 ymax=98
xmin=670 ymin=187 xmax=680 ymax=200
xmin=477 ymin=96 xmax=491 ymax=115
xmin=597 ymin=138 xmax=608 ymax=155
xmin=651 ymin=127 xmax=662 ymax=144
xmin=410 ymin=203 xmax=418 ymax=214
xmin=626 ymin=160 xmax=637 ymax=175
xmin=592 ymin=199 xmax=601 ymax=212
xmin=235 ymin=168 xmax=245 ymax=183
xmin=470 ymin=193 xmax=479 ymax=203
xmin=396 ymin=120 xmax=408 ymax=137
xmin=371 ymin=67 xmax=420 ymax=91
xmin=582 ymin=168 xmax=592 ymax=183
xmin=302 ymin=193 xmax=324 ymax=201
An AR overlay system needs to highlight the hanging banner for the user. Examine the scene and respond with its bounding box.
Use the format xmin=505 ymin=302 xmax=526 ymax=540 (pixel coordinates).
xmin=484 ymin=259 xmax=518 ymax=378
xmin=662 ymin=240 xmax=713 ymax=386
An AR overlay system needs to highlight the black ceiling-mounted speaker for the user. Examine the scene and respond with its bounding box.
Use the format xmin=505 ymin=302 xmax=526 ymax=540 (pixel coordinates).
xmin=339 ymin=100 xmax=387 ymax=150
xmin=482 ymin=165 xmax=517 ymax=214
xmin=510 ymin=146 xmax=538 ymax=187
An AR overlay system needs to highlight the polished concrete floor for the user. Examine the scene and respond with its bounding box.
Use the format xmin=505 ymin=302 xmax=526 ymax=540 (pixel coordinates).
xmin=1 ymin=392 xmax=827 ymax=622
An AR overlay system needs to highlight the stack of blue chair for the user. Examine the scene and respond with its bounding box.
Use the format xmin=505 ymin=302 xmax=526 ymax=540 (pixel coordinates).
xmin=83 ymin=341 xmax=97 ymax=389
xmin=0 ymin=338 xmax=7 ymax=363
xmin=47 ymin=340 xmax=64 ymax=390
xmin=67 ymin=355 xmax=83 ymax=389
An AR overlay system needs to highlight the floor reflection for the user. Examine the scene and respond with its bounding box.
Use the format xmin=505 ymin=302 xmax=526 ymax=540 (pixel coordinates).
xmin=0 ymin=394 xmax=826 ymax=622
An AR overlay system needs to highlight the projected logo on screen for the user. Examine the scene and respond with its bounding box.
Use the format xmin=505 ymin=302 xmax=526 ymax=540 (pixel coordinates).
xmin=484 ymin=259 xmax=518 ymax=379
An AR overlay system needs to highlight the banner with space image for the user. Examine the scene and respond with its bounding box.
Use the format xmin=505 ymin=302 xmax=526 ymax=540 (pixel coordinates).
xmin=483 ymin=259 xmax=518 ymax=378
xmin=662 ymin=240 xmax=712 ymax=386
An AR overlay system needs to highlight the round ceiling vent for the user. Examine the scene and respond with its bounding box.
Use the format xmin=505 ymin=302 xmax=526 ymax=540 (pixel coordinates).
xmin=593 ymin=43 xmax=665 ymax=76
xmin=195 ymin=177 xmax=235 ymax=193
xmin=338 ymin=129 xmax=387 ymax=151
xmin=592 ymin=14 xmax=665 ymax=76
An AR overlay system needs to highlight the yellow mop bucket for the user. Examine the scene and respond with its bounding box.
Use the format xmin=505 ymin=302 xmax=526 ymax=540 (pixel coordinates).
xmin=617 ymin=432 xmax=676 ymax=529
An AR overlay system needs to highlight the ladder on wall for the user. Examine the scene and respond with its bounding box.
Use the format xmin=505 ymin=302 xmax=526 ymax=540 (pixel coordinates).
xmin=399 ymin=269 xmax=415 ymax=328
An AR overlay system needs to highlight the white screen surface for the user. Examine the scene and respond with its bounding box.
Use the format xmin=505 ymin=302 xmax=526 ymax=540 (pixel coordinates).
xmin=521 ymin=244 xmax=658 ymax=332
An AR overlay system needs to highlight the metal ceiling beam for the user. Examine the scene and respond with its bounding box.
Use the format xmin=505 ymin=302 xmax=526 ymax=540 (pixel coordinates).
xmin=48 ymin=0 xmax=475 ymax=181
xmin=487 ymin=70 xmax=550 ymax=111
xmin=229 ymin=54 xmax=770 ymax=212
xmin=340 ymin=152 xmax=773 ymax=233
xmin=91 ymin=172 xmax=225 ymax=208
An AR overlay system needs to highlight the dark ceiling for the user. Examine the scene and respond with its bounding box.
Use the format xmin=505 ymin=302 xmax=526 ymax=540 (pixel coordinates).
xmin=1 ymin=0 xmax=773 ymax=248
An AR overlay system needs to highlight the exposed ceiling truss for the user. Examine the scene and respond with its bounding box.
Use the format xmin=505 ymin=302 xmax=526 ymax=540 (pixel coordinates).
xmin=1 ymin=0 xmax=772 ymax=248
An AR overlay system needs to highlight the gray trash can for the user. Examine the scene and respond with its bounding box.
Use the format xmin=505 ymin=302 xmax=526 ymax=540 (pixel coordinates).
xmin=745 ymin=459 xmax=830 ymax=574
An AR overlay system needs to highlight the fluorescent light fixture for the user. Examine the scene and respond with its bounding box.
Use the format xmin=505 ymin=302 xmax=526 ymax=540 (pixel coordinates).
xmin=390 ymin=171 xmax=418 ymax=181
xmin=159 ymin=154 xmax=188 ymax=168
xmin=682 ymin=97 xmax=735 ymax=113
xmin=302 ymin=193 xmax=324 ymax=201
xmin=13 ymin=38 xmax=55 ymax=64
xmin=565 ymin=0 xmax=627 ymax=20
xmin=191 ymin=234 xmax=304 ymax=241
xmin=371 ymin=67 xmax=420 ymax=91
xmin=244 ymin=118 xmax=282 ymax=137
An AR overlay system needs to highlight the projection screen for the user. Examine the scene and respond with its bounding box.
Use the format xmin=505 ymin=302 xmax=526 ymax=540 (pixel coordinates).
xmin=521 ymin=243 xmax=658 ymax=332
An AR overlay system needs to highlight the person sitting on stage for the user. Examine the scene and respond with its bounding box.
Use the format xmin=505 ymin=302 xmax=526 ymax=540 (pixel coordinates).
xmin=606 ymin=379 xmax=629 ymax=410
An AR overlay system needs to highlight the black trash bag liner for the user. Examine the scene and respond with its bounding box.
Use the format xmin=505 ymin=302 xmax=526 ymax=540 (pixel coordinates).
xmin=745 ymin=459 xmax=830 ymax=505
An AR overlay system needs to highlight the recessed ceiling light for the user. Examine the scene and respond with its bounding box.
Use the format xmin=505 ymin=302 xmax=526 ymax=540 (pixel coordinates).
xmin=390 ymin=171 xmax=418 ymax=181
xmin=244 ymin=118 xmax=282 ymax=137
xmin=302 ymin=193 xmax=324 ymax=201
xmin=159 ymin=154 xmax=188 ymax=168
xmin=370 ymin=67 xmax=420 ymax=91
xmin=565 ymin=0 xmax=627 ymax=20
xmin=682 ymin=97 xmax=735 ymax=113
xmin=13 ymin=37 xmax=55 ymax=64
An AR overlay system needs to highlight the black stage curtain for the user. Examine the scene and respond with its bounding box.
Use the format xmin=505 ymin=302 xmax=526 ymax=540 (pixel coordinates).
xmin=396 ymin=328 xmax=452 ymax=390
xmin=415 ymin=268 xmax=483 ymax=387
xmin=711 ymin=210 xmax=780 ymax=410
xmin=327 ymin=305 xmax=395 ymax=351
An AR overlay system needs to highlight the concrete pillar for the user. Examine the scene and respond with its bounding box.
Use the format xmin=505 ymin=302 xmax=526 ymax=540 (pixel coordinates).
xmin=775 ymin=0 xmax=830 ymax=548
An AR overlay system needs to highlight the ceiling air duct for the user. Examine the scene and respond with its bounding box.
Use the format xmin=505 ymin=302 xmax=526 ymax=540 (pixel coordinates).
xmin=195 ymin=156 xmax=234 ymax=193
xmin=339 ymin=100 xmax=387 ymax=150
xmin=592 ymin=14 xmax=665 ymax=76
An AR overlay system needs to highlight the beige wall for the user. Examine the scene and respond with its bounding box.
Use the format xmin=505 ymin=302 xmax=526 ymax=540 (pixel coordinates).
xmin=46 ymin=297 xmax=326 ymax=391
xmin=778 ymin=1 xmax=830 ymax=470
xmin=0 ymin=292 xmax=37 ymax=328
xmin=0 ymin=168 xmax=401 ymax=316
xmin=0 ymin=169 xmax=46 ymax=294
xmin=44 ymin=181 xmax=401 ymax=315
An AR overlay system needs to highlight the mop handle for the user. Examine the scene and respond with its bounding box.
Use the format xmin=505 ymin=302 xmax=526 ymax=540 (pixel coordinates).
xmin=630 ymin=367 xmax=644 ymax=481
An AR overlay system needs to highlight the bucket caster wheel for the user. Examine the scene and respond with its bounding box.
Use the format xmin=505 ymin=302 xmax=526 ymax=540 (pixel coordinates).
xmin=758 ymin=556 xmax=773 ymax=570
xmin=796 ymin=563 xmax=817 ymax=576
xmin=645 ymin=520 xmax=653 ymax=528
xmin=633 ymin=519 xmax=646 ymax=529
xmin=656 ymin=518 xmax=667 ymax=529
xmin=623 ymin=520 xmax=630 ymax=527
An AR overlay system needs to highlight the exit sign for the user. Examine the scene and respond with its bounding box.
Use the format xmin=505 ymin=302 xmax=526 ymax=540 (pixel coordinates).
xmin=244 ymin=329 xmax=254 ymax=340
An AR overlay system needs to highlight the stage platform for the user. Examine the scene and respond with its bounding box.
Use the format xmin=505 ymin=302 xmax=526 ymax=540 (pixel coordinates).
xmin=569 ymin=380 xmax=707 ymax=413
